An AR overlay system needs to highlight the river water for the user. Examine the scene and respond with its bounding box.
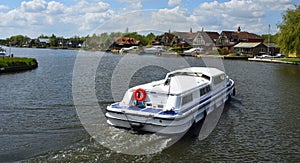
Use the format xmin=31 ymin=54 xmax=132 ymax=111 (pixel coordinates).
xmin=0 ymin=48 xmax=299 ymax=161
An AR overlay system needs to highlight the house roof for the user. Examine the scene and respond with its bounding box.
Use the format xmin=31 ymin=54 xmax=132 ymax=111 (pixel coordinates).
xmin=221 ymin=31 xmax=262 ymax=41
xmin=153 ymin=33 xmax=176 ymax=45
xmin=156 ymin=33 xmax=175 ymax=40
xmin=175 ymin=32 xmax=197 ymax=44
xmin=196 ymin=31 xmax=218 ymax=44
xmin=115 ymin=37 xmax=140 ymax=45
xmin=234 ymin=42 xmax=263 ymax=48
xmin=38 ymin=38 xmax=50 ymax=44
xmin=206 ymin=32 xmax=220 ymax=42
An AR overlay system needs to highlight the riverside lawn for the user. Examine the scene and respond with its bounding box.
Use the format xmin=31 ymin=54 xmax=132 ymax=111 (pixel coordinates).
xmin=0 ymin=57 xmax=37 ymax=68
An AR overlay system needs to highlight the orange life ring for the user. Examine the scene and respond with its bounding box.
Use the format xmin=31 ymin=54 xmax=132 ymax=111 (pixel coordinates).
xmin=133 ymin=88 xmax=146 ymax=101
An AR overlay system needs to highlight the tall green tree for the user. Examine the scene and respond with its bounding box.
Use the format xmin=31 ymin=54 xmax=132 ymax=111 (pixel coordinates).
xmin=261 ymin=34 xmax=278 ymax=43
xmin=38 ymin=34 xmax=48 ymax=38
xmin=277 ymin=5 xmax=300 ymax=57
xmin=146 ymin=33 xmax=156 ymax=45
xmin=9 ymin=35 xmax=30 ymax=46
xmin=50 ymin=34 xmax=58 ymax=47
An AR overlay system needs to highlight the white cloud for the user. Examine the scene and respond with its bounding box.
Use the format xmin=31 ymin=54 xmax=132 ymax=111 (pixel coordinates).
xmin=259 ymin=0 xmax=296 ymax=11
xmin=168 ymin=0 xmax=181 ymax=6
xmin=21 ymin=0 xmax=47 ymax=13
xmin=153 ymin=6 xmax=187 ymax=22
xmin=0 ymin=5 xmax=9 ymax=10
xmin=118 ymin=0 xmax=142 ymax=11
xmin=0 ymin=0 xmax=114 ymax=38
xmin=92 ymin=8 xmax=197 ymax=35
xmin=79 ymin=10 xmax=114 ymax=31
xmin=47 ymin=1 xmax=65 ymax=14
xmin=190 ymin=0 xmax=296 ymax=34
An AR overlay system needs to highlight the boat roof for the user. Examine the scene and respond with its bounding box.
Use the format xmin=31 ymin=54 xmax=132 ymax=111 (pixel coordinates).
xmin=168 ymin=75 xmax=208 ymax=94
xmin=166 ymin=67 xmax=225 ymax=78
xmin=132 ymin=67 xmax=224 ymax=95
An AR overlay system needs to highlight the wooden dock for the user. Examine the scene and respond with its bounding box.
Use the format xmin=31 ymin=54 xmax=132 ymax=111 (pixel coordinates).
xmin=248 ymin=58 xmax=298 ymax=65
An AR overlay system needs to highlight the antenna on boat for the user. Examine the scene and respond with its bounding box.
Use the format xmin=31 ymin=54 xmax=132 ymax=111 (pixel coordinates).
xmin=9 ymin=42 xmax=12 ymax=56
xmin=268 ymin=24 xmax=270 ymax=55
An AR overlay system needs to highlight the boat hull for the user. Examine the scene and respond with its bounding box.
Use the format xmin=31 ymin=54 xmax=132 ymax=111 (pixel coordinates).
xmin=106 ymin=114 xmax=193 ymax=135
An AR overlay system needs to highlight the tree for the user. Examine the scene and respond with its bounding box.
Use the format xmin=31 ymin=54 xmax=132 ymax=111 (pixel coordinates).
xmin=9 ymin=35 xmax=30 ymax=46
xmin=261 ymin=34 xmax=278 ymax=43
xmin=123 ymin=32 xmax=157 ymax=46
xmin=38 ymin=34 xmax=48 ymax=38
xmin=146 ymin=33 xmax=156 ymax=45
xmin=50 ymin=34 xmax=58 ymax=47
xmin=277 ymin=5 xmax=300 ymax=57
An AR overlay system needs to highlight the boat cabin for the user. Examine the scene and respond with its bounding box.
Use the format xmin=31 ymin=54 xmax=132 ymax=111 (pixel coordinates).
xmin=121 ymin=67 xmax=227 ymax=112
xmin=106 ymin=67 xmax=235 ymax=135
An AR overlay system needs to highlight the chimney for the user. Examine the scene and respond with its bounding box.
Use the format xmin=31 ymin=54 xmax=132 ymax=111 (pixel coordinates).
xmin=202 ymin=27 xmax=204 ymax=32
xmin=190 ymin=27 xmax=192 ymax=33
xmin=237 ymin=26 xmax=241 ymax=32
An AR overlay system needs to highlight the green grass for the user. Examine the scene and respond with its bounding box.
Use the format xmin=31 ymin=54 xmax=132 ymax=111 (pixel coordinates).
xmin=274 ymin=58 xmax=300 ymax=63
xmin=226 ymin=53 xmax=252 ymax=57
xmin=0 ymin=57 xmax=37 ymax=68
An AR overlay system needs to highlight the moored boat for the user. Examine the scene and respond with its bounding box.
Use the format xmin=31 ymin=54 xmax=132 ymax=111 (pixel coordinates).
xmin=142 ymin=45 xmax=167 ymax=55
xmin=0 ymin=47 xmax=7 ymax=56
xmin=106 ymin=67 xmax=235 ymax=135
xmin=183 ymin=47 xmax=204 ymax=56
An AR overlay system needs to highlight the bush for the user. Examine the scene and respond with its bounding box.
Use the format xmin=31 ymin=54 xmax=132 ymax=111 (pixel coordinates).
xmin=235 ymin=52 xmax=241 ymax=56
xmin=0 ymin=57 xmax=37 ymax=68
xmin=218 ymin=47 xmax=228 ymax=55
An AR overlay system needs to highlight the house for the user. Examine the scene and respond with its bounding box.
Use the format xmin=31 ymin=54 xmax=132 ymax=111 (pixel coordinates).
xmin=174 ymin=28 xmax=220 ymax=53
xmin=174 ymin=28 xmax=197 ymax=47
xmin=234 ymin=42 xmax=267 ymax=56
xmin=152 ymin=31 xmax=192 ymax=47
xmin=58 ymin=39 xmax=69 ymax=48
xmin=152 ymin=28 xmax=220 ymax=52
xmin=206 ymin=32 xmax=220 ymax=44
xmin=110 ymin=37 xmax=140 ymax=50
xmin=152 ymin=33 xmax=176 ymax=46
xmin=38 ymin=38 xmax=50 ymax=47
xmin=217 ymin=26 xmax=263 ymax=54
xmin=67 ymin=40 xmax=84 ymax=48
xmin=192 ymin=31 xmax=220 ymax=52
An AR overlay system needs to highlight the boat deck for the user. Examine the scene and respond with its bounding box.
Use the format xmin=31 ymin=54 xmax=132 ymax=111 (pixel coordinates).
xmin=110 ymin=103 xmax=178 ymax=116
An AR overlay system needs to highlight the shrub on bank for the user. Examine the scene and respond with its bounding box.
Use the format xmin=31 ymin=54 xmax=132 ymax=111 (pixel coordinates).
xmin=275 ymin=58 xmax=300 ymax=63
xmin=0 ymin=57 xmax=37 ymax=68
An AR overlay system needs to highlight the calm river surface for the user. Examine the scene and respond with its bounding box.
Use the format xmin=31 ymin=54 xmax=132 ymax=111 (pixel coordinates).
xmin=0 ymin=48 xmax=299 ymax=161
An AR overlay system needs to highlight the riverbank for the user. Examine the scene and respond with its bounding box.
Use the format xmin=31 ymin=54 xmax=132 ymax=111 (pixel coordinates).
xmin=194 ymin=54 xmax=249 ymax=60
xmin=248 ymin=57 xmax=299 ymax=65
xmin=0 ymin=57 xmax=38 ymax=73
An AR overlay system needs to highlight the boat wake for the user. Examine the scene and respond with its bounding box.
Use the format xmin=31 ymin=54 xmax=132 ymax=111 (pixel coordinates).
xmin=96 ymin=126 xmax=175 ymax=155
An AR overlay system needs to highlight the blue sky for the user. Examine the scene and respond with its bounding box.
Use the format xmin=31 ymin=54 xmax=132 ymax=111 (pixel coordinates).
xmin=0 ymin=0 xmax=298 ymax=39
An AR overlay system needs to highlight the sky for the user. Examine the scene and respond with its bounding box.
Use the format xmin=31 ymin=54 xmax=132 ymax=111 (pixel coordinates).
xmin=0 ymin=0 xmax=298 ymax=39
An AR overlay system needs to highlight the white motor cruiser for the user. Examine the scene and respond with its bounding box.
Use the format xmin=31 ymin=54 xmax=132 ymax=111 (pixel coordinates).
xmin=106 ymin=67 xmax=235 ymax=135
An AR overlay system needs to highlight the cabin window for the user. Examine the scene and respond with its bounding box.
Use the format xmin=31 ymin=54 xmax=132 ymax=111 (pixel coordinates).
xmin=200 ymin=88 xmax=205 ymax=96
xmin=200 ymin=86 xmax=211 ymax=96
xmin=213 ymin=74 xmax=225 ymax=85
xmin=158 ymin=104 xmax=164 ymax=108
xmin=182 ymin=93 xmax=193 ymax=106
